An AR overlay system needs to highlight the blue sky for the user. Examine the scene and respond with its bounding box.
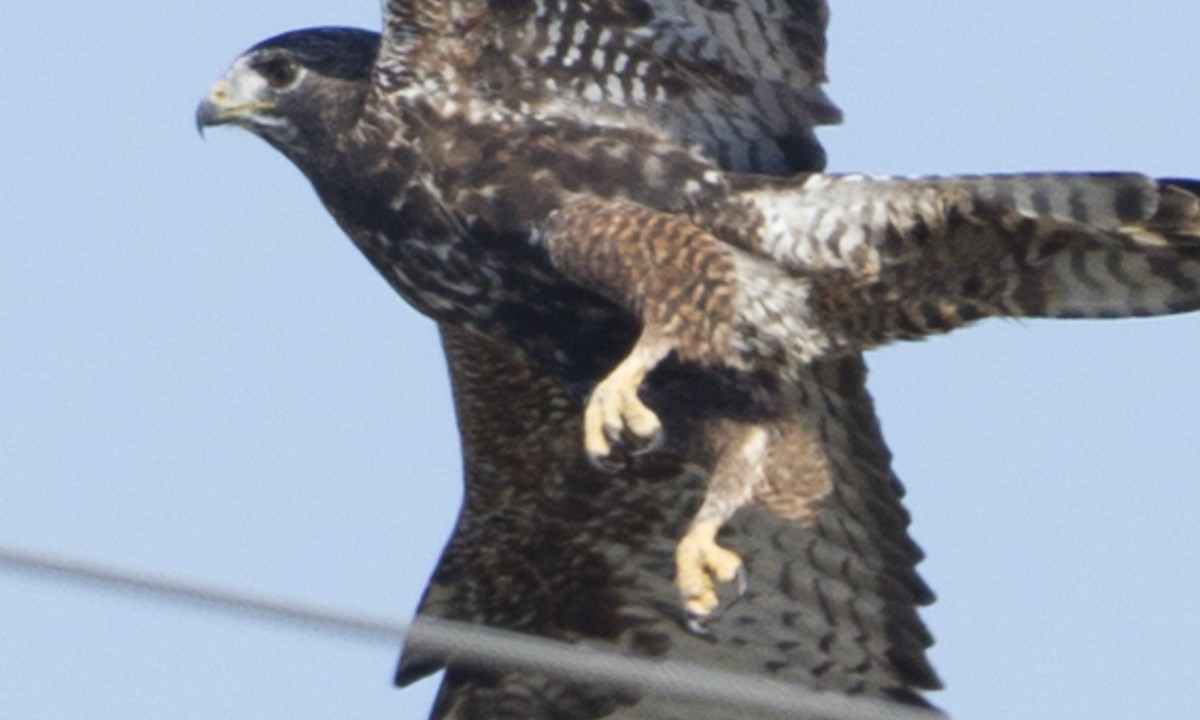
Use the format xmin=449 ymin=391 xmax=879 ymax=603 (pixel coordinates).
xmin=2 ymin=2 xmax=1198 ymax=718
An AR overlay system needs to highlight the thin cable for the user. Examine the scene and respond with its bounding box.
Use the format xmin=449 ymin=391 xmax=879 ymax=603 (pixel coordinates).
xmin=1 ymin=543 xmax=941 ymax=720
xmin=0 ymin=543 xmax=403 ymax=642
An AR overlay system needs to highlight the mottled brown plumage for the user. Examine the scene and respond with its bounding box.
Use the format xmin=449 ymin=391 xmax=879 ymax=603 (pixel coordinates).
xmin=419 ymin=326 xmax=938 ymax=718
xmin=542 ymin=170 xmax=1200 ymax=613
xmin=196 ymin=2 xmax=1200 ymax=718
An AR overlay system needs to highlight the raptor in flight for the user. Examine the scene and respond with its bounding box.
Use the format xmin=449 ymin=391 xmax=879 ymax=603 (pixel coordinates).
xmin=198 ymin=1 xmax=1200 ymax=717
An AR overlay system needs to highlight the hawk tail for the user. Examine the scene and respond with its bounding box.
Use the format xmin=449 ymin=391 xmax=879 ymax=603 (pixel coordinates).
xmin=726 ymin=173 xmax=1200 ymax=347
xmin=954 ymin=173 xmax=1200 ymax=319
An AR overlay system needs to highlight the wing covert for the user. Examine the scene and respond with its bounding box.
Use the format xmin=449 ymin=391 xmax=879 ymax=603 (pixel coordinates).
xmin=714 ymin=173 xmax=1200 ymax=343
xmin=375 ymin=0 xmax=841 ymax=172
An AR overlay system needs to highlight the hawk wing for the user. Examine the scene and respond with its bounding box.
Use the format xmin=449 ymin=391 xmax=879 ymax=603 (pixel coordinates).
xmin=376 ymin=1 xmax=939 ymax=715
xmin=398 ymin=327 xmax=938 ymax=718
xmin=713 ymin=173 xmax=1200 ymax=343
xmin=377 ymin=0 xmax=841 ymax=172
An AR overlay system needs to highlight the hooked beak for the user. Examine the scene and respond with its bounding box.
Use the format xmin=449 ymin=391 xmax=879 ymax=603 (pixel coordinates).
xmin=194 ymin=76 xmax=273 ymax=138
xmin=195 ymin=79 xmax=236 ymax=138
xmin=194 ymin=97 xmax=221 ymax=138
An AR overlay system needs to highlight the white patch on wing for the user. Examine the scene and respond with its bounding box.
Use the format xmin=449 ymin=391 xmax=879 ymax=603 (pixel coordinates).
xmin=729 ymin=251 xmax=832 ymax=364
xmin=605 ymin=75 xmax=624 ymax=101
xmin=540 ymin=21 xmax=563 ymax=65
xmin=743 ymin=177 xmax=914 ymax=274
xmin=582 ymin=81 xmax=604 ymax=103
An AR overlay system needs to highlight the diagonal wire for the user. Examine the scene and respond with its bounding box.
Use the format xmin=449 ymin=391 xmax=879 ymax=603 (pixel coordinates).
xmin=0 ymin=543 xmax=405 ymax=643
xmin=0 ymin=543 xmax=943 ymax=720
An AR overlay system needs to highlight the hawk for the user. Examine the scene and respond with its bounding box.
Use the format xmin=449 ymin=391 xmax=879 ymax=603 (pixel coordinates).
xmin=196 ymin=1 xmax=1200 ymax=717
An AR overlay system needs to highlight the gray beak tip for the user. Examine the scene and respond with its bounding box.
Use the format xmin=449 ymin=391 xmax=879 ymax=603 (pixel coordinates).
xmin=194 ymin=99 xmax=218 ymax=139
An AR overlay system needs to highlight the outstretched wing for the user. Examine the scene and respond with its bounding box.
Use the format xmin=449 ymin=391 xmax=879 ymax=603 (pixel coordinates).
xmin=376 ymin=1 xmax=939 ymax=716
xmin=715 ymin=173 xmax=1200 ymax=347
xmin=377 ymin=0 xmax=841 ymax=172
xmin=399 ymin=328 xmax=938 ymax=718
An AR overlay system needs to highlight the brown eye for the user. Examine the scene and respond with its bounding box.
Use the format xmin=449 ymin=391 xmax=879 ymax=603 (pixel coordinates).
xmin=256 ymin=58 xmax=298 ymax=89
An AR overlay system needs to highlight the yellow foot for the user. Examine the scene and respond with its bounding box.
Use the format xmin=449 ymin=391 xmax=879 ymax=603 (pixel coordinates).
xmin=674 ymin=520 xmax=745 ymax=619
xmin=584 ymin=353 xmax=664 ymax=470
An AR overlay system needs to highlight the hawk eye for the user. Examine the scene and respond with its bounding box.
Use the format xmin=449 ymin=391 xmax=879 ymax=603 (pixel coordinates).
xmin=256 ymin=57 xmax=299 ymax=89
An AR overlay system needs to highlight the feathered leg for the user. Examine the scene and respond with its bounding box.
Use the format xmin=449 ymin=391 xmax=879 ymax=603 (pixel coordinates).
xmin=543 ymin=196 xmax=756 ymax=615
xmin=542 ymin=195 xmax=741 ymax=467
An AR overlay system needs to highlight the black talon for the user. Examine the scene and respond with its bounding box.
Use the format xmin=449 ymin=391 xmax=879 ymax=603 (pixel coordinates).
xmin=630 ymin=425 xmax=666 ymax=456
xmin=684 ymin=612 xmax=713 ymax=636
xmin=734 ymin=565 xmax=748 ymax=598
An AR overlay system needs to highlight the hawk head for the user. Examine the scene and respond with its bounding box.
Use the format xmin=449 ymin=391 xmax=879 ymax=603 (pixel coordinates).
xmin=196 ymin=27 xmax=380 ymax=171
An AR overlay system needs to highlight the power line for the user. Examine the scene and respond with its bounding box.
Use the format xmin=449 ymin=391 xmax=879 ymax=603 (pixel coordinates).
xmin=1 ymin=543 xmax=942 ymax=720
xmin=0 ymin=542 xmax=404 ymax=643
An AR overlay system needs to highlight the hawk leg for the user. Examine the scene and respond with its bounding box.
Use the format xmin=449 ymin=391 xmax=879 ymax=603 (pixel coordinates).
xmin=674 ymin=423 xmax=771 ymax=620
xmin=542 ymin=196 xmax=740 ymax=468
xmin=675 ymin=519 xmax=745 ymax=619
xmin=583 ymin=338 xmax=668 ymax=470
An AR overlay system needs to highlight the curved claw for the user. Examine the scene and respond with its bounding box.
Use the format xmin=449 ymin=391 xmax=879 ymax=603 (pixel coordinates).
xmin=732 ymin=563 xmax=748 ymax=598
xmin=585 ymin=442 xmax=626 ymax=473
xmin=684 ymin=565 xmax=749 ymax=635
xmin=675 ymin=520 xmax=746 ymax=619
xmin=583 ymin=363 xmax=664 ymax=471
